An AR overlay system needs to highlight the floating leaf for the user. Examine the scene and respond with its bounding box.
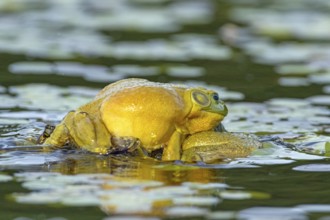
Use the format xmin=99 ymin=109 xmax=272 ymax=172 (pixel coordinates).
xmin=308 ymin=72 xmax=330 ymax=84
xmin=206 ymin=211 xmax=236 ymax=220
xmin=0 ymin=152 xmax=59 ymax=166
xmin=12 ymin=172 xmax=229 ymax=216
xmin=9 ymin=62 xmax=54 ymax=74
xmin=182 ymin=182 xmax=228 ymax=190
xmin=295 ymin=204 xmax=330 ymax=213
xmin=104 ymin=217 xmax=160 ymax=220
xmin=173 ymin=196 xmax=220 ymax=206
xmin=230 ymin=7 xmax=330 ymax=40
xmin=293 ymin=164 xmax=330 ymax=172
xmin=112 ymin=65 xmax=159 ymax=77
xmin=238 ymin=207 xmax=307 ymax=220
xmin=0 ymin=118 xmax=29 ymax=125
xmin=307 ymin=95 xmax=330 ymax=106
xmin=275 ymin=64 xmax=315 ymax=75
xmin=14 ymin=192 xmax=62 ymax=204
xmin=278 ymin=77 xmax=310 ymax=87
xmin=8 ymin=84 xmax=92 ymax=111
xmin=323 ymin=85 xmax=330 ymax=94
xmin=167 ymin=66 xmax=205 ymax=78
xmin=0 ymin=85 xmax=6 ymax=93
xmin=173 ymin=80 xmax=244 ymax=100
xmin=219 ymin=191 xmax=251 ymax=200
xmin=0 ymin=111 xmax=65 ymax=122
xmin=165 ymin=206 xmax=210 ymax=217
xmin=0 ymin=173 xmax=13 ymax=182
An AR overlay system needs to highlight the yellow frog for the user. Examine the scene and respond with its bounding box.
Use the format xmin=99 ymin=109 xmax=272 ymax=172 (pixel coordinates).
xmin=39 ymin=78 xmax=228 ymax=161
xmin=181 ymin=131 xmax=262 ymax=163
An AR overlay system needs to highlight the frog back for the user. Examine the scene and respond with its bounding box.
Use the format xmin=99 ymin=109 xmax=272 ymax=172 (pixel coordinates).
xmin=100 ymin=81 xmax=188 ymax=149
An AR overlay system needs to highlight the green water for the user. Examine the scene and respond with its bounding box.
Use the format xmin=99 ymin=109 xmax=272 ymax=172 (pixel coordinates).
xmin=1 ymin=0 xmax=330 ymax=219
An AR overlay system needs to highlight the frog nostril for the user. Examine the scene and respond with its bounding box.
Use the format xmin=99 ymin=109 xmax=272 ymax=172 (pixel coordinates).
xmin=218 ymin=103 xmax=228 ymax=116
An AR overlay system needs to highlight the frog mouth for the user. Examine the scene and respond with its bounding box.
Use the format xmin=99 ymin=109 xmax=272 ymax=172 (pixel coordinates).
xmin=203 ymin=101 xmax=228 ymax=116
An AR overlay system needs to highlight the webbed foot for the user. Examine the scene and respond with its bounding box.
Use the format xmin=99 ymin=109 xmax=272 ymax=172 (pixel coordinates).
xmin=258 ymin=135 xmax=297 ymax=150
xmin=214 ymin=123 xmax=227 ymax=132
xmin=37 ymin=124 xmax=55 ymax=144
xmin=110 ymin=136 xmax=146 ymax=156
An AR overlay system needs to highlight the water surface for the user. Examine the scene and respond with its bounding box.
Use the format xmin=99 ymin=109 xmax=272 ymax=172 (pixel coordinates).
xmin=1 ymin=0 xmax=330 ymax=219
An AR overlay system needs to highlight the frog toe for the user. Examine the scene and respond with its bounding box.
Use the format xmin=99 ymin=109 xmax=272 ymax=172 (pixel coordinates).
xmin=110 ymin=136 xmax=141 ymax=153
xmin=37 ymin=124 xmax=56 ymax=144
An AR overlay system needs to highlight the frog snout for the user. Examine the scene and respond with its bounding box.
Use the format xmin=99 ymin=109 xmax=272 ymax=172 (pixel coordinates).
xmin=218 ymin=101 xmax=228 ymax=116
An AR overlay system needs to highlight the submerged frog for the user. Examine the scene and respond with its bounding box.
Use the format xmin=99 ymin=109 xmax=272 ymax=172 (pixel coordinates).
xmin=181 ymin=131 xmax=262 ymax=163
xmin=39 ymin=78 xmax=228 ymax=161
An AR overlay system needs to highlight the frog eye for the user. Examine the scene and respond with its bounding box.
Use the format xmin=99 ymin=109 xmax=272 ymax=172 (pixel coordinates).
xmin=192 ymin=91 xmax=211 ymax=107
xmin=212 ymin=93 xmax=219 ymax=101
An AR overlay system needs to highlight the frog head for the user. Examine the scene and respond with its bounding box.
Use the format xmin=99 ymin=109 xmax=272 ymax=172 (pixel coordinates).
xmin=181 ymin=88 xmax=228 ymax=134
xmin=190 ymin=89 xmax=228 ymax=116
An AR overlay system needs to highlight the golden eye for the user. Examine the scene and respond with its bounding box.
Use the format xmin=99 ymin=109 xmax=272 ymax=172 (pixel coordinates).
xmin=192 ymin=91 xmax=211 ymax=107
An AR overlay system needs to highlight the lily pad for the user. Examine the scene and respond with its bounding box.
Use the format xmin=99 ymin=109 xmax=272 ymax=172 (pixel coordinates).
xmin=206 ymin=211 xmax=236 ymax=220
xmin=9 ymin=62 xmax=54 ymax=74
xmin=275 ymin=64 xmax=316 ymax=75
xmin=165 ymin=206 xmax=210 ymax=217
xmin=0 ymin=86 xmax=5 ymax=93
xmin=308 ymin=72 xmax=330 ymax=84
xmin=173 ymin=80 xmax=244 ymax=100
xmin=223 ymin=98 xmax=330 ymax=134
xmin=0 ymin=111 xmax=65 ymax=122
xmin=167 ymin=66 xmax=205 ymax=78
xmin=104 ymin=217 xmax=160 ymax=220
xmin=323 ymin=85 xmax=330 ymax=94
xmin=219 ymin=190 xmax=270 ymax=200
xmin=307 ymin=95 xmax=330 ymax=106
xmin=12 ymin=172 xmax=232 ymax=216
xmin=8 ymin=84 xmax=92 ymax=111
xmin=278 ymin=77 xmax=310 ymax=87
xmin=238 ymin=207 xmax=307 ymax=220
xmin=230 ymin=6 xmax=330 ymax=41
xmin=219 ymin=191 xmax=251 ymax=200
xmin=14 ymin=192 xmax=62 ymax=204
xmin=0 ymin=173 xmax=13 ymax=182
xmin=296 ymin=204 xmax=330 ymax=213
xmin=293 ymin=164 xmax=330 ymax=172
xmin=112 ymin=65 xmax=159 ymax=77
xmin=0 ymin=0 xmax=220 ymax=60
xmin=0 ymin=152 xmax=59 ymax=166
xmin=173 ymin=196 xmax=220 ymax=206
xmin=182 ymin=182 xmax=228 ymax=190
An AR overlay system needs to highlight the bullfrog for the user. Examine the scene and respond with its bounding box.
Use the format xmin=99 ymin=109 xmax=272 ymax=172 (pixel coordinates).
xmin=38 ymin=78 xmax=228 ymax=161
xmin=181 ymin=131 xmax=262 ymax=163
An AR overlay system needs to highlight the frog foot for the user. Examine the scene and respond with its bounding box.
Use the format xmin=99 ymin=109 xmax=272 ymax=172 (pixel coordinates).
xmin=259 ymin=135 xmax=297 ymax=150
xmin=37 ymin=124 xmax=55 ymax=144
xmin=214 ymin=123 xmax=227 ymax=132
xmin=110 ymin=136 xmax=142 ymax=154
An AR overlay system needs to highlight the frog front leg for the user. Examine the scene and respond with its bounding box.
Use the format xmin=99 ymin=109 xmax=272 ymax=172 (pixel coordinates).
xmin=111 ymin=136 xmax=145 ymax=156
xmin=41 ymin=111 xmax=110 ymax=154
xmin=65 ymin=111 xmax=112 ymax=154
xmin=41 ymin=111 xmax=74 ymax=147
xmin=162 ymin=130 xmax=184 ymax=161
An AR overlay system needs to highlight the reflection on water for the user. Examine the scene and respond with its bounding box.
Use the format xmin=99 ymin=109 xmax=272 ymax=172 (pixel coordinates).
xmin=1 ymin=0 xmax=330 ymax=219
xmin=49 ymin=155 xmax=213 ymax=183
xmin=0 ymin=128 xmax=329 ymax=218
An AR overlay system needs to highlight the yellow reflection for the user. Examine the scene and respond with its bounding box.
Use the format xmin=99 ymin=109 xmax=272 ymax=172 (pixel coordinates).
xmin=48 ymin=154 xmax=224 ymax=184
